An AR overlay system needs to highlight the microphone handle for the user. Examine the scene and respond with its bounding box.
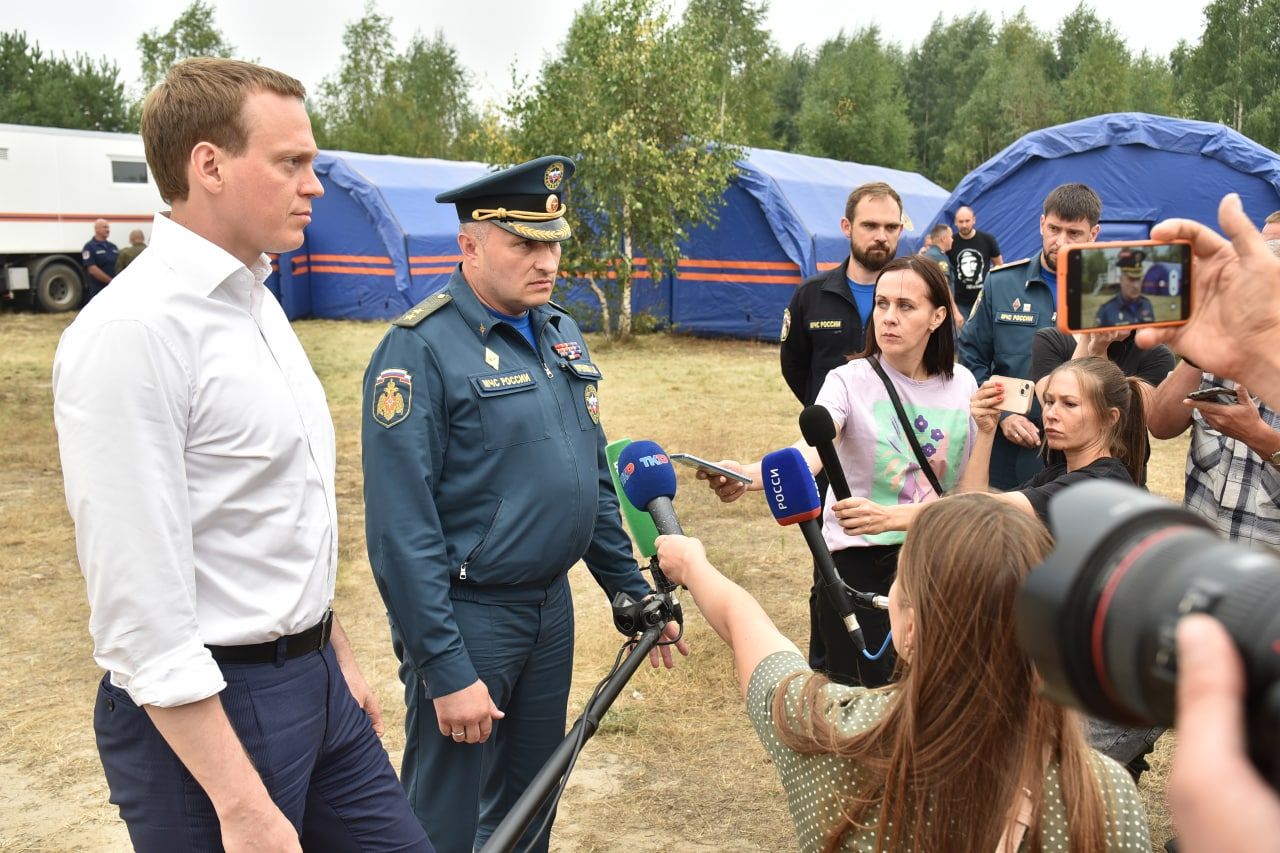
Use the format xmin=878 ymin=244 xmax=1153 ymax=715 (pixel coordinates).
xmin=814 ymin=441 xmax=852 ymax=502
xmin=798 ymin=519 xmax=865 ymax=654
xmin=644 ymin=497 xmax=683 ymax=590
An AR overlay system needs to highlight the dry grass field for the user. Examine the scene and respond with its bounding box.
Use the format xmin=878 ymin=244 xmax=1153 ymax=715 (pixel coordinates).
xmin=0 ymin=311 xmax=1188 ymax=851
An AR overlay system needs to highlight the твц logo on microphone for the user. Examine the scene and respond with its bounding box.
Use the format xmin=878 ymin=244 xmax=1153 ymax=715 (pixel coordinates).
xmin=638 ymin=454 xmax=669 ymax=467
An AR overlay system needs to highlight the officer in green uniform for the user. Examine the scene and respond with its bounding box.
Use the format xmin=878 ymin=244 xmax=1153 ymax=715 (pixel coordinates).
xmin=361 ymin=155 xmax=687 ymax=853
xmin=958 ymin=183 xmax=1102 ymax=489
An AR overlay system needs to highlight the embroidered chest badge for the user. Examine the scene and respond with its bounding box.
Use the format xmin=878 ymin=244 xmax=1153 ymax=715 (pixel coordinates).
xmin=584 ymin=384 xmax=601 ymax=424
xmin=373 ymin=369 xmax=412 ymax=428
xmin=553 ymin=341 xmax=584 ymax=360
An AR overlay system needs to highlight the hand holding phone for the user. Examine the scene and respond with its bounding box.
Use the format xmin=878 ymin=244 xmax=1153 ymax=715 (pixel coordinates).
xmin=989 ymin=375 xmax=1035 ymax=415
xmin=1185 ymin=386 xmax=1239 ymax=406
xmin=1058 ymin=240 xmax=1193 ymax=333
xmin=669 ymin=453 xmax=754 ymax=485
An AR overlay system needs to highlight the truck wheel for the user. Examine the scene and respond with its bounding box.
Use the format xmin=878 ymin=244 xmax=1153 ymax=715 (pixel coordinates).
xmin=35 ymin=261 xmax=85 ymax=312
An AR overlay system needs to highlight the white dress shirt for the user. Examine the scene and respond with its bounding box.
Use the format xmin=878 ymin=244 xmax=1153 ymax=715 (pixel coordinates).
xmin=54 ymin=213 xmax=338 ymax=708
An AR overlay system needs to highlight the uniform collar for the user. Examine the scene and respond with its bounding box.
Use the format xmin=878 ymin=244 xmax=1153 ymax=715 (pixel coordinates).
xmin=448 ymin=266 xmax=561 ymax=341
xmin=148 ymin=212 xmax=271 ymax=301
xmin=820 ymin=257 xmax=856 ymax=299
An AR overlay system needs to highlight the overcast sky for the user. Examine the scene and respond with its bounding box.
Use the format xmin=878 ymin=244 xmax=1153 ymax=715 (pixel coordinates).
xmin=10 ymin=1 xmax=1211 ymax=106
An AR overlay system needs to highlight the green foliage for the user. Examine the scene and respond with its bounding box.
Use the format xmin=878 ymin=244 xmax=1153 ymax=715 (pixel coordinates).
xmin=0 ymin=31 xmax=129 ymax=131
xmin=137 ymin=0 xmax=235 ymax=92
xmin=681 ymin=0 xmax=779 ymax=147
xmin=766 ymin=47 xmax=811 ymax=151
xmin=904 ymin=13 xmax=995 ymax=180
xmin=939 ymin=13 xmax=1061 ymax=186
xmin=795 ymin=27 xmax=915 ymax=169
xmin=1174 ymin=0 xmax=1280 ymax=151
xmin=504 ymin=0 xmax=742 ymax=339
xmin=313 ymin=5 xmax=479 ymax=159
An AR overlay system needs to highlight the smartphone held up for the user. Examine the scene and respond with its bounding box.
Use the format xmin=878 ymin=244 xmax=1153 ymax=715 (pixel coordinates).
xmin=1057 ymin=240 xmax=1193 ymax=334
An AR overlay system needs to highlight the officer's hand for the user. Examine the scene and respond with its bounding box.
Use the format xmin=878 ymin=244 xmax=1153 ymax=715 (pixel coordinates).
xmin=695 ymin=460 xmax=753 ymax=503
xmin=434 ymin=680 xmax=504 ymax=745
xmin=1170 ymin=614 xmax=1280 ymax=852
xmin=1000 ymin=412 xmax=1040 ymax=448
xmin=1073 ymin=328 xmax=1128 ymax=358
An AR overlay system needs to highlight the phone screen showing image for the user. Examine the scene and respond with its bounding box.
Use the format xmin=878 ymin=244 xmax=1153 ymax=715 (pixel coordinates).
xmin=1062 ymin=242 xmax=1191 ymax=332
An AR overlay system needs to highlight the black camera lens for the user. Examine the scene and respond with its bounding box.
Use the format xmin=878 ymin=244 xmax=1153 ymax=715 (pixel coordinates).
xmin=1015 ymin=480 xmax=1280 ymax=789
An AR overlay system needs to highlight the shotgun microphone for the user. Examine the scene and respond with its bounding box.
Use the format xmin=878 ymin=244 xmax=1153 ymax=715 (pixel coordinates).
xmin=799 ymin=405 xmax=852 ymax=501
xmin=761 ymin=447 xmax=866 ymax=654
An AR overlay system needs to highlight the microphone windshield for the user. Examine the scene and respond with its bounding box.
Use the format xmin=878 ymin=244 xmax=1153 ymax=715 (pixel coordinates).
xmin=606 ymin=439 xmax=661 ymax=558
xmin=616 ymin=440 xmax=677 ymax=510
xmin=799 ymin=404 xmax=838 ymax=446
xmin=761 ymin=447 xmax=821 ymax=525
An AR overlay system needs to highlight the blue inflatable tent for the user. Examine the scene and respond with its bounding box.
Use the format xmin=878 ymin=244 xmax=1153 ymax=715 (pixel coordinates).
xmin=645 ymin=147 xmax=948 ymax=339
xmin=269 ymin=151 xmax=488 ymax=320
xmin=270 ymin=147 xmax=950 ymax=338
xmin=928 ymin=113 xmax=1280 ymax=264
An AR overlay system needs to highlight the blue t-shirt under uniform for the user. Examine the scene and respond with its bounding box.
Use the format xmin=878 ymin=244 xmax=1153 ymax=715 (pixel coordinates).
xmin=848 ymin=280 xmax=876 ymax=327
xmin=485 ymin=306 xmax=536 ymax=350
xmin=1040 ymin=263 xmax=1058 ymax=309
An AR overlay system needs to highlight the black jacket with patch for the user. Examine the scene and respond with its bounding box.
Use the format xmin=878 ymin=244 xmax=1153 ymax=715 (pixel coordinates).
xmin=779 ymin=258 xmax=867 ymax=406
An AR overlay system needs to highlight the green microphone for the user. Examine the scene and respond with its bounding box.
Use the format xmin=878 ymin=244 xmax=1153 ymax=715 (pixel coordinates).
xmin=606 ymin=438 xmax=660 ymax=558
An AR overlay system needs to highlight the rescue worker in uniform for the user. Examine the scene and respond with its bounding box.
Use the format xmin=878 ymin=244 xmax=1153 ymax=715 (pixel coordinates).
xmin=81 ymin=218 xmax=118 ymax=302
xmin=959 ymin=183 xmax=1103 ymax=489
xmin=360 ymin=155 xmax=688 ymax=853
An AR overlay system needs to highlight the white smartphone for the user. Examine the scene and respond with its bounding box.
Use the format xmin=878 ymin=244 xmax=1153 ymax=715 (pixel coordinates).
xmin=990 ymin=375 xmax=1035 ymax=415
xmin=668 ymin=453 xmax=753 ymax=484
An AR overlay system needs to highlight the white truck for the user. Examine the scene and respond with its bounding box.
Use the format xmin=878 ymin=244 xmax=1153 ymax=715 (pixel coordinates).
xmin=1 ymin=123 xmax=163 ymax=311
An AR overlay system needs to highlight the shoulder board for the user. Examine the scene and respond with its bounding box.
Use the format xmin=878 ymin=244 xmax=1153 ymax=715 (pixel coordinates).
xmin=544 ymin=299 xmax=571 ymax=316
xmin=393 ymin=291 xmax=453 ymax=328
xmin=989 ymin=258 xmax=1031 ymax=273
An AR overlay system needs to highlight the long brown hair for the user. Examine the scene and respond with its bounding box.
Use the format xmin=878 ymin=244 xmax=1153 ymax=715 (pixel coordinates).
xmin=852 ymin=256 xmax=956 ymax=379
xmin=1045 ymin=357 xmax=1148 ymax=483
xmin=772 ymin=495 xmax=1109 ymax=852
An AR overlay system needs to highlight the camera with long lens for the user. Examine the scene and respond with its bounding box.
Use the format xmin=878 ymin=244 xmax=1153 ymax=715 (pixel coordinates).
xmin=1014 ymin=480 xmax=1280 ymax=790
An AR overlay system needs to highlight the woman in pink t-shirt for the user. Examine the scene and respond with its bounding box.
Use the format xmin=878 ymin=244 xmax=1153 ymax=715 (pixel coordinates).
xmin=706 ymin=256 xmax=977 ymax=686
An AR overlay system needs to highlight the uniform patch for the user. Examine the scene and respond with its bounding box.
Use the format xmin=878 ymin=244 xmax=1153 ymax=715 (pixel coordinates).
xmin=471 ymin=369 xmax=537 ymax=396
xmin=553 ymin=341 xmax=583 ymax=360
xmin=809 ymin=319 xmax=842 ymax=330
xmin=485 ymin=347 xmax=500 ymax=370
xmin=584 ymin=384 xmax=600 ymax=424
xmin=996 ymin=311 xmax=1037 ymax=325
xmin=566 ymin=361 xmax=601 ymax=380
xmin=372 ymin=369 xmax=412 ymax=428
xmin=780 ymin=308 xmax=791 ymax=342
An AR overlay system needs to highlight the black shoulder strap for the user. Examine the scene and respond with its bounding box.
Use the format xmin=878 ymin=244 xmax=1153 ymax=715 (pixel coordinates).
xmin=867 ymin=356 xmax=945 ymax=497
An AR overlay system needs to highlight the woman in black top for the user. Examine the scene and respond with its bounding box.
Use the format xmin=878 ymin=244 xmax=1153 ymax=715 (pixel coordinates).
xmin=961 ymin=355 xmax=1148 ymax=522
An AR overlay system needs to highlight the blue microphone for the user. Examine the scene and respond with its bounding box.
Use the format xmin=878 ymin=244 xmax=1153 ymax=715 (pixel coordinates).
xmin=617 ymin=440 xmax=683 ymax=589
xmin=762 ymin=447 xmax=866 ymax=654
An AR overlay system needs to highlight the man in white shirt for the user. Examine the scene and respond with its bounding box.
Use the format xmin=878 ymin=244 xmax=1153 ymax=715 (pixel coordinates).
xmin=53 ymin=58 xmax=432 ymax=852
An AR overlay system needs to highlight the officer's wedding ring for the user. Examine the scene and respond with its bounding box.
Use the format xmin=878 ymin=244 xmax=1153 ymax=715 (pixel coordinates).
xmin=451 ymin=730 xmax=465 ymax=738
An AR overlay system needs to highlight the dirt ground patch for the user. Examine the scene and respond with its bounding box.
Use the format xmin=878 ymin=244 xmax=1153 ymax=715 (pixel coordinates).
xmin=0 ymin=312 xmax=1183 ymax=850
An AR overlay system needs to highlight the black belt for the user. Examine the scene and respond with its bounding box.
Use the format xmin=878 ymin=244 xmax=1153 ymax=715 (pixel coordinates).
xmin=206 ymin=610 xmax=334 ymax=665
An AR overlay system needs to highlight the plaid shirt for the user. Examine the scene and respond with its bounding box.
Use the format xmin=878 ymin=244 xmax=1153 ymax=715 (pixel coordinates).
xmin=1183 ymin=374 xmax=1280 ymax=550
